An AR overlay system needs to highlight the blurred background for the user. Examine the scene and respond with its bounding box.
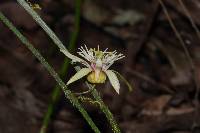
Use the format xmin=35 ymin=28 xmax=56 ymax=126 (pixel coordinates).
xmin=1 ymin=0 xmax=200 ymax=133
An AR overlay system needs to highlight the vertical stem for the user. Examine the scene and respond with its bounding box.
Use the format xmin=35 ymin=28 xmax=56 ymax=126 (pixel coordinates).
xmin=17 ymin=0 xmax=66 ymax=50
xmin=40 ymin=0 xmax=82 ymax=132
xmin=89 ymin=86 xmax=121 ymax=133
xmin=0 ymin=12 xmax=100 ymax=133
xmin=16 ymin=0 xmax=121 ymax=132
xmin=76 ymin=66 xmax=121 ymax=133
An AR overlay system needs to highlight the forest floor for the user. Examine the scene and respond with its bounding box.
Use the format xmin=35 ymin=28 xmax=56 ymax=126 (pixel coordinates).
xmin=1 ymin=0 xmax=200 ymax=133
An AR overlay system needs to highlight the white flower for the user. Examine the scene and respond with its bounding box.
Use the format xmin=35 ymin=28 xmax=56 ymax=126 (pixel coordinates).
xmin=60 ymin=45 xmax=125 ymax=94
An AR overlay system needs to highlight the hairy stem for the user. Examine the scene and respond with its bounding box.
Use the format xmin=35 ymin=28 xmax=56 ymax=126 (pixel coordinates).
xmin=87 ymin=83 xmax=121 ymax=133
xmin=40 ymin=0 xmax=82 ymax=132
xmin=75 ymin=66 xmax=121 ymax=133
xmin=17 ymin=0 xmax=121 ymax=132
xmin=17 ymin=0 xmax=66 ymax=50
xmin=0 ymin=12 xmax=100 ymax=133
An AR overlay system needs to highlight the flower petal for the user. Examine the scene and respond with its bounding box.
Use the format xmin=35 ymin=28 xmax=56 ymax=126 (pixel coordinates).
xmin=105 ymin=70 xmax=120 ymax=94
xmin=67 ymin=68 xmax=92 ymax=85
xmin=60 ymin=49 xmax=90 ymax=67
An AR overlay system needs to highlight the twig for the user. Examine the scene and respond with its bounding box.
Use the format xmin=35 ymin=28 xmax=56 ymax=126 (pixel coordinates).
xmin=178 ymin=0 xmax=200 ymax=40
xmin=158 ymin=0 xmax=200 ymax=128
xmin=0 ymin=12 xmax=100 ymax=133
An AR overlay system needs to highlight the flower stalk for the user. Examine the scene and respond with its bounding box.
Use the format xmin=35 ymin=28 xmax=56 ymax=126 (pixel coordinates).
xmin=0 ymin=12 xmax=100 ymax=133
xmin=40 ymin=0 xmax=82 ymax=132
xmin=16 ymin=0 xmax=122 ymax=132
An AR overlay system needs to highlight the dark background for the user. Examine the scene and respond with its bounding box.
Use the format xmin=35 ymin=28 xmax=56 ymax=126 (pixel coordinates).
xmin=1 ymin=0 xmax=200 ymax=133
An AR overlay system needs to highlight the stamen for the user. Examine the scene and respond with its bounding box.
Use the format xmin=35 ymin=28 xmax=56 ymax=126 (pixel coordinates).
xmin=77 ymin=45 xmax=124 ymax=71
xmin=103 ymin=48 xmax=108 ymax=53
xmin=84 ymin=45 xmax=89 ymax=53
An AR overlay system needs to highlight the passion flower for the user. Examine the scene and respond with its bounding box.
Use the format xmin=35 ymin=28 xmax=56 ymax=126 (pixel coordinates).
xmin=60 ymin=45 xmax=125 ymax=94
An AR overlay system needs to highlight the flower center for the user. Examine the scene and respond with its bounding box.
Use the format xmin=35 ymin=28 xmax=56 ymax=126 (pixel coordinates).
xmin=87 ymin=70 xmax=106 ymax=84
xmin=95 ymin=50 xmax=104 ymax=59
xmin=96 ymin=58 xmax=103 ymax=68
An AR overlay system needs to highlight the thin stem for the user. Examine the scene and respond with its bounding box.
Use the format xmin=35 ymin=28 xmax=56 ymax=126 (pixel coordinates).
xmin=158 ymin=0 xmax=199 ymax=128
xmin=17 ymin=0 xmax=121 ymax=132
xmin=75 ymin=87 xmax=94 ymax=95
xmin=78 ymin=96 xmax=101 ymax=106
xmin=75 ymin=66 xmax=121 ymax=133
xmin=17 ymin=0 xmax=66 ymax=50
xmin=0 ymin=12 xmax=100 ymax=133
xmin=87 ymin=83 xmax=121 ymax=133
xmin=40 ymin=0 xmax=82 ymax=132
xmin=158 ymin=0 xmax=193 ymax=69
xmin=178 ymin=0 xmax=200 ymax=40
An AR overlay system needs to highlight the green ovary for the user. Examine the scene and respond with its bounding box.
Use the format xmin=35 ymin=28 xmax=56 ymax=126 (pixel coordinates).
xmin=87 ymin=71 xmax=106 ymax=83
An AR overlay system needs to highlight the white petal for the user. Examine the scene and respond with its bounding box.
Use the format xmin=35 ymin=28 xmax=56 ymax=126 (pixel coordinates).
xmin=105 ymin=70 xmax=120 ymax=94
xmin=60 ymin=49 xmax=90 ymax=67
xmin=67 ymin=68 xmax=92 ymax=85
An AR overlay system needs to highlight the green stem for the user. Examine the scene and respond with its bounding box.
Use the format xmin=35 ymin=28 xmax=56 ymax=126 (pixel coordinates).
xmin=87 ymin=83 xmax=121 ymax=133
xmin=0 ymin=12 xmax=100 ymax=133
xmin=17 ymin=0 xmax=66 ymax=50
xmin=16 ymin=0 xmax=121 ymax=132
xmin=40 ymin=0 xmax=82 ymax=132
xmin=75 ymin=67 xmax=121 ymax=133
